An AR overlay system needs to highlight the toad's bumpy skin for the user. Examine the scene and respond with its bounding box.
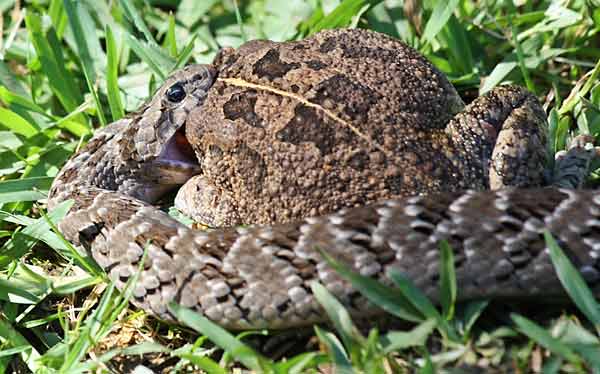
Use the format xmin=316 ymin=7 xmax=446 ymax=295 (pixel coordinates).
xmin=49 ymin=29 xmax=600 ymax=329
xmin=179 ymin=29 xmax=548 ymax=227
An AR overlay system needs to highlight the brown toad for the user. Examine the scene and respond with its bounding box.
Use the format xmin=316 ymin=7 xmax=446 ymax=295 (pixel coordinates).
xmin=176 ymin=28 xmax=548 ymax=227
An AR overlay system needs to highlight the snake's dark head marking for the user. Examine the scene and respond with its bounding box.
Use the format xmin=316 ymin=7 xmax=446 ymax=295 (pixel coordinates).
xmin=48 ymin=64 xmax=217 ymax=208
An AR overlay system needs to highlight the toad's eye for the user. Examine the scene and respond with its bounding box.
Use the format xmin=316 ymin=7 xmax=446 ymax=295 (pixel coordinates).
xmin=166 ymin=83 xmax=186 ymax=102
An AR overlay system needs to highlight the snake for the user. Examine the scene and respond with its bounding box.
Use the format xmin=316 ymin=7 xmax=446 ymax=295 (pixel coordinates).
xmin=47 ymin=63 xmax=600 ymax=330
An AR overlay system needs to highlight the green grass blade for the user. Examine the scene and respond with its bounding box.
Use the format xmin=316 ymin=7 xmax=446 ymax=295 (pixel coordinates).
xmin=173 ymin=33 xmax=198 ymax=70
xmin=176 ymin=0 xmax=219 ymax=28
xmin=387 ymin=269 xmax=439 ymax=318
xmin=422 ymin=0 xmax=459 ymax=43
xmin=0 ymin=278 xmax=46 ymax=305
xmin=168 ymin=303 xmax=270 ymax=372
xmin=511 ymin=313 xmax=581 ymax=365
xmin=0 ymin=107 xmax=39 ymax=137
xmin=57 ymin=284 xmax=117 ymax=370
xmin=508 ymin=15 xmax=535 ymax=93
xmin=105 ymin=26 xmax=125 ymax=121
xmin=314 ymin=325 xmax=354 ymax=374
xmin=439 ymin=240 xmax=456 ymax=320
xmin=0 ymin=314 xmax=42 ymax=372
xmin=48 ymin=0 xmax=67 ymax=37
xmin=388 ymin=269 xmax=456 ymax=341
xmin=71 ymin=343 xmax=170 ymax=372
xmin=380 ymin=318 xmax=436 ymax=353
xmin=544 ymin=231 xmax=600 ymax=328
xmin=548 ymin=108 xmax=569 ymax=154
xmin=273 ymin=352 xmax=325 ymax=374
xmin=570 ymin=344 xmax=600 ymax=371
xmin=0 ymin=86 xmax=50 ymax=118
xmin=480 ymin=60 xmax=517 ymax=94
xmin=56 ymin=118 xmax=92 ymax=137
xmin=125 ymin=33 xmax=174 ymax=81
xmin=52 ymin=274 xmax=101 ymax=295
xmin=118 ymin=0 xmax=156 ymax=44
xmin=460 ymin=300 xmax=489 ymax=337
xmin=0 ymin=61 xmax=28 ymax=97
xmin=559 ymin=59 xmax=600 ymax=116
xmin=439 ymin=16 xmax=474 ymax=75
xmin=25 ymin=11 xmax=82 ymax=112
xmin=318 ymin=249 xmax=423 ymax=322
xmin=178 ymin=353 xmax=227 ymax=374
xmin=0 ymin=345 xmax=32 ymax=358
xmin=63 ymin=0 xmax=107 ymax=126
xmin=309 ymin=0 xmax=381 ymax=34
xmin=310 ymin=281 xmax=364 ymax=354
xmin=166 ymin=13 xmax=178 ymax=57
xmin=62 ymin=0 xmax=105 ymax=82
xmin=57 ymin=246 xmax=149 ymax=372
xmin=0 ymin=177 xmax=53 ymax=205
xmin=0 ymin=199 xmax=71 ymax=268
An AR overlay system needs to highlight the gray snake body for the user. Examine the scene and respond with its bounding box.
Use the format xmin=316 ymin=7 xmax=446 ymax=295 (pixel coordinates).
xmin=48 ymin=64 xmax=600 ymax=330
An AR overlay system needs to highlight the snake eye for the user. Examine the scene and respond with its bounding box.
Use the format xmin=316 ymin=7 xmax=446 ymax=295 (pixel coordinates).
xmin=166 ymin=83 xmax=186 ymax=103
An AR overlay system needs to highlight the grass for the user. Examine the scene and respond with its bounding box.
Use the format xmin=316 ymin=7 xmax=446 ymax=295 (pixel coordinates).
xmin=0 ymin=0 xmax=599 ymax=372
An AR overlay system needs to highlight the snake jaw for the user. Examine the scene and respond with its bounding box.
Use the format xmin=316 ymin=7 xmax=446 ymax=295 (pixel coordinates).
xmin=152 ymin=128 xmax=201 ymax=185
xmin=134 ymin=129 xmax=200 ymax=203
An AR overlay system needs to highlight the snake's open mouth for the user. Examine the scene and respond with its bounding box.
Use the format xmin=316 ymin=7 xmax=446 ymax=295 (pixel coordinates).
xmin=155 ymin=127 xmax=201 ymax=185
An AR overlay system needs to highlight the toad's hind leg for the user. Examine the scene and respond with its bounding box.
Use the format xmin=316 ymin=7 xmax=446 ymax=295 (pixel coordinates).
xmin=445 ymin=85 xmax=549 ymax=189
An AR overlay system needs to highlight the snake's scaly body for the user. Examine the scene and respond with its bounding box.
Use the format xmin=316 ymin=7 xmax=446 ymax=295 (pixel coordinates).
xmin=48 ymin=61 xmax=600 ymax=330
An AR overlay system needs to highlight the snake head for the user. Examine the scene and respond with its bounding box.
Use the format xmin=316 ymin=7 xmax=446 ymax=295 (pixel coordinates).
xmin=49 ymin=64 xmax=217 ymax=207
xmin=124 ymin=64 xmax=218 ymax=202
xmin=133 ymin=64 xmax=215 ymax=185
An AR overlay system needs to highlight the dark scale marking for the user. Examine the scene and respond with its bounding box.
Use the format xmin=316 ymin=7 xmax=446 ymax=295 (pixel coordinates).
xmin=347 ymin=291 xmax=364 ymax=309
xmin=235 ymin=300 xmax=252 ymax=320
xmin=509 ymin=251 xmax=533 ymax=268
xmin=227 ymin=277 xmax=246 ymax=291
xmin=103 ymin=262 xmax=120 ymax=274
xmin=276 ymin=105 xmax=336 ymax=155
xmin=411 ymin=224 xmax=435 ymax=236
xmin=222 ymin=90 xmax=264 ymax=128
xmin=174 ymin=270 xmax=198 ymax=307
xmin=500 ymin=219 xmax=522 ymax=232
xmin=78 ymin=222 xmax=104 ymax=246
xmin=416 ymin=210 xmax=445 ymax=226
xmin=277 ymin=300 xmax=291 ymax=313
xmin=376 ymin=250 xmax=396 ymax=266
xmin=348 ymin=235 xmax=373 ymax=249
xmin=494 ymin=270 xmax=513 ymax=282
xmin=252 ymin=49 xmax=300 ymax=80
xmin=145 ymin=287 xmax=158 ymax=295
